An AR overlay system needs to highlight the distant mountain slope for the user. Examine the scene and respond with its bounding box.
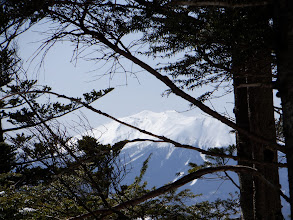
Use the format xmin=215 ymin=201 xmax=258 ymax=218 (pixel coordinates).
xmin=93 ymin=110 xmax=235 ymax=150
xmin=90 ymin=110 xmax=289 ymax=217
xmin=91 ymin=111 xmax=236 ymax=197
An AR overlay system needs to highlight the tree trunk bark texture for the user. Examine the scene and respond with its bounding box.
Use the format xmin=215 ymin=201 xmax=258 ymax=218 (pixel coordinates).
xmin=233 ymin=6 xmax=282 ymax=219
xmin=234 ymin=72 xmax=255 ymax=220
xmin=275 ymin=0 xmax=293 ymax=217
xmin=247 ymin=49 xmax=282 ymax=220
xmin=0 ymin=120 xmax=3 ymax=143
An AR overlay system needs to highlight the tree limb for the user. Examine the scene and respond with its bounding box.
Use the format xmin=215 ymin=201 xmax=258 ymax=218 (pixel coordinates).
xmin=70 ymin=26 xmax=284 ymax=154
xmin=68 ymin=165 xmax=287 ymax=220
xmin=236 ymin=83 xmax=273 ymax=89
xmin=1 ymin=90 xmax=287 ymax=168
xmin=170 ymin=0 xmax=270 ymax=8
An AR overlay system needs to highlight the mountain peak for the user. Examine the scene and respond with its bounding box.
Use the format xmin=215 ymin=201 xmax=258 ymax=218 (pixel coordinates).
xmin=87 ymin=110 xmax=288 ymax=216
xmin=89 ymin=110 xmax=237 ymax=197
xmin=93 ymin=110 xmax=235 ymax=149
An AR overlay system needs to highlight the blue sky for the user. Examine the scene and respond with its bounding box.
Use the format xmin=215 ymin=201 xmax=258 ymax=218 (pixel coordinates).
xmin=16 ymin=21 xmax=235 ymax=130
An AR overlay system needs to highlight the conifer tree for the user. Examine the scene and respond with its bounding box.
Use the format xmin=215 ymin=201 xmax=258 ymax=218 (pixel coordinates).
xmin=0 ymin=0 xmax=291 ymax=219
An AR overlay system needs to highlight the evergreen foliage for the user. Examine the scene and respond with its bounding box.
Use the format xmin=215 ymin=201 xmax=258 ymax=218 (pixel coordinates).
xmin=0 ymin=142 xmax=240 ymax=219
xmin=0 ymin=0 xmax=291 ymax=219
xmin=0 ymin=142 xmax=15 ymax=173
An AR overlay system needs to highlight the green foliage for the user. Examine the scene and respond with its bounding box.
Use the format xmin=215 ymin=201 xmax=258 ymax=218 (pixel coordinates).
xmin=276 ymin=115 xmax=284 ymax=143
xmin=132 ymin=5 xmax=233 ymax=93
xmin=189 ymin=192 xmax=240 ymax=219
xmin=0 ymin=2 xmax=250 ymax=219
xmin=0 ymin=45 xmax=115 ymax=193
xmin=112 ymin=153 xmax=240 ymax=220
xmin=188 ymin=145 xmax=236 ymax=173
xmin=0 ymin=137 xmax=241 ymax=219
xmin=0 ymin=44 xmax=116 ymax=218
xmin=83 ymin=88 xmax=114 ymax=103
xmin=0 ymin=142 xmax=15 ymax=173
xmin=205 ymin=145 xmax=236 ymax=165
xmin=0 ymin=0 xmax=47 ymax=40
xmin=0 ymin=136 xmax=123 ymax=219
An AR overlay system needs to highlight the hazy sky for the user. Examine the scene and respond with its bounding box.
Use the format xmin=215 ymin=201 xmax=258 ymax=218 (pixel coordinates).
xmin=16 ymin=21 xmax=235 ymax=130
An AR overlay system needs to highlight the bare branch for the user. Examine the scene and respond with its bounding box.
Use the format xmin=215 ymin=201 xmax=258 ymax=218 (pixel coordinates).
xmin=2 ymin=105 xmax=83 ymax=133
xmin=37 ymin=7 xmax=284 ymax=153
xmin=47 ymin=22 xmax=281 ymax=153
xmin=170 ymin=0 xmax=270 ymax=8
xmin=68 ymin=165 xmax=287 ymax=220
xmin=1 ymin=90 xmax=287 ymax=168
xmin=236 ymin=83 xmax=273 ymax=89
xmin=224 ymin=171 xmax=240 ymax=189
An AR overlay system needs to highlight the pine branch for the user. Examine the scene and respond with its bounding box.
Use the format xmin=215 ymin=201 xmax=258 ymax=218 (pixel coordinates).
xmin=64 ymin=24 xmax=284 ymax=154
xmin=1 ymin=90 xmax=287 ymax=168
xmin=2 ymin=105 xmax=83 ymax=133
xmin=36 ymin=3 xmax=285 ymax=154
xmin=68 ymin=165 xmax=287 ymax=219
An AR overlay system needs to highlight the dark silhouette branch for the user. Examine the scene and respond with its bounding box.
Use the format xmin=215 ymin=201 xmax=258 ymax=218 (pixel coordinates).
xmin=1 ymin=90 xmax=287 ymax=168
xmin=68 ymin=24 xmax=284 ymax=154
xmin=43 ymin=6 xmax=285 ymax=154
xmin=68 ymin=165 xmax=287 ymax=220
xmin=19 ymin=93 xmax=127 ymax=218
xmin=170 ymin=0 xmax=270 ymax=8
xmin=224 ymin=171 xmax=240 ymax=189
xmin=2 ymin=105 xmax=83 ymax=133
xmin=42 ymin=8 xmax=284 ymax=154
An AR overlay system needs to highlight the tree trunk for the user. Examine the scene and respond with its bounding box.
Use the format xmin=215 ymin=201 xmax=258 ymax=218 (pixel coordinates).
xmin=247 ymin=49 xmax=282 ymax=220
xmin=232 ymin=6 xmax=282 ymax=219
xmin=0 ymin=120 xmax=3 ymax=142
xmin=275 ymin=0 xmax=293 ymax=217
xmin=233 ymin=72 xmax=255 ymax=220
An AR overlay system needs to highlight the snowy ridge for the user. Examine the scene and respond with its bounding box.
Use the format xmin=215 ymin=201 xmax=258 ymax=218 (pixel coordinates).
xmin=90 ymin=111 xmax=237 ymax=195
xmin=93 ymin=110 xmax=235 ymax=150
xmin=86 ymin=110 xmax=289 ymax=217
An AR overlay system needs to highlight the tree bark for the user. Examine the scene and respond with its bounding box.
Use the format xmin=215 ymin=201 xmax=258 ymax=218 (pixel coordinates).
xmin=275 ymin=0 xmax=293 ymax=217
xmin=247 ymin=49 xmax=282 ymax=220
xmin=0 ymin=120 xmax=4 ymax=142
xmin=232 ymin=6 xmax=282 ymax=219
xmin=233 ymin=57 xmax=255 ymax=220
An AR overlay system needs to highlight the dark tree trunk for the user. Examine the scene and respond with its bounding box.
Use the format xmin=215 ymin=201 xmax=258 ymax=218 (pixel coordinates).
xmin=233 ymin=71 xmax=255 ymax=220
xmin=232 ymin=6 xmax=282 ymax=219
xmin=247 ymin=49 xmax=282 ymax=220
xmin=0 ymin=120 xmax=3 ymax=142
xmin=275 ymin=0 xmax=293 ymax=217
xmin=232 ymin=26 xmax=255 ymax=217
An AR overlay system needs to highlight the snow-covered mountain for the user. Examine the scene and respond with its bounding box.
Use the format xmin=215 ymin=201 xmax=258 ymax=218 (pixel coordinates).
xmin=89 ymin=110 xmax=289 ymax=217
xmin=91 ymin=110 xmax=237 ymax=198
